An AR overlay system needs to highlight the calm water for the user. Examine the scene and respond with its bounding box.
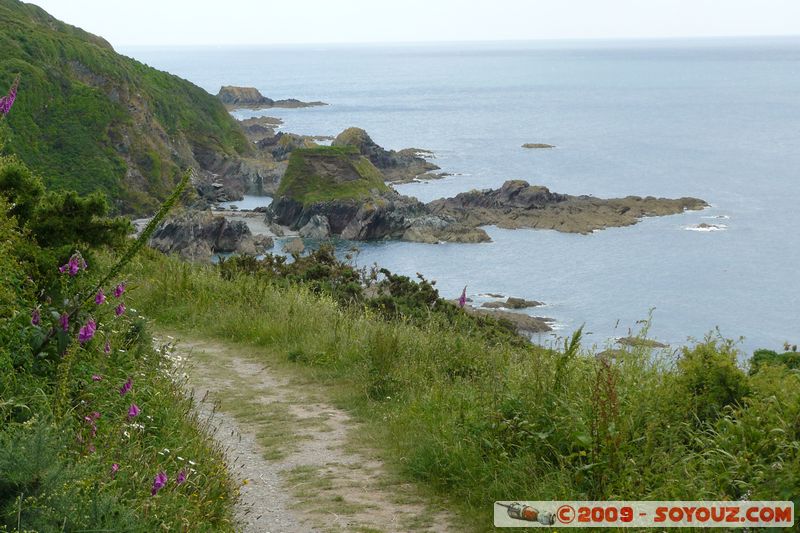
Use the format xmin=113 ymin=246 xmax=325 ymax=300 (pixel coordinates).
xmin=123 ymin=39 xmax=800 ymax=354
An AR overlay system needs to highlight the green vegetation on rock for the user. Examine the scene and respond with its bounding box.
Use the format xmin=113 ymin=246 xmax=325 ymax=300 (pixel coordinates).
xmin=276 ymin=145 xmax=389 ymax=204
xmin=0 ymin=0 xmax=250 ymax=213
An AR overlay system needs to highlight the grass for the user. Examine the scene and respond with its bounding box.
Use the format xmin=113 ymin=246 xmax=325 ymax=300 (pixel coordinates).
xmin=277 ymin=146 xmax=390 ymax=204
xmin=128 ymin=250 xmax=800 ymax=530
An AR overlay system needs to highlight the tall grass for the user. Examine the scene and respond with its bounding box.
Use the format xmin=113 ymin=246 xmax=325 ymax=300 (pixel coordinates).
xmin=130 ymin=250 xmax=800 ymax=529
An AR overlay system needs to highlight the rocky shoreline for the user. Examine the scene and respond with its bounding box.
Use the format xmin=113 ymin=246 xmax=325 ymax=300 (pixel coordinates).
xmin=429 ymin=180 xmax=708 ymax=234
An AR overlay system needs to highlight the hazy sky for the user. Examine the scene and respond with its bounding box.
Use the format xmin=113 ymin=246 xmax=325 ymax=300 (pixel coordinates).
xmin=30 ymin=0 xmax=800 ymax=47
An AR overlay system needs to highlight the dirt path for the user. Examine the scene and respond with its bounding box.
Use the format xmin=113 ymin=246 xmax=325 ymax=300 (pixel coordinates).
xmin=168 ymin=335 xmax=453 ymax=533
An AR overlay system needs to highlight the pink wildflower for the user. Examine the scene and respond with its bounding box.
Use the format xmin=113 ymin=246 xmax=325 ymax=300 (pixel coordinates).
xmin=176 ymin=470 xmax=187 ymax=485
xmin=59 ymin=312 xmax=69 ymax=331
xmin=31 ymin=308 xmax=41 ymax=326
xmin=104 ymin=340 xmax=112 ymax=354
xmin=92 ymin=374 xmax=103 ymax=382
xmin=95 ymin=289 xmax=106 ymax=305
xmin=113 ymin=283 xmax=126 ymax=298
xmin=111 ymin=463 xmax=120 ymax=478
xmin=119 ymin=378 xmax=132 ymax=395
xmin=115 ymin=303 xmax=125 ymax=317
xmin=0 ymin=75 xmax=19 ymax=116
xmin=458 ymin=286 xmax=467 ymax=308
xmin=151 ymin=471 xmax=168 ymax=496
xmin=60 ymin=253 xmax=86 ymax=277
xmin=78 ymin=319 xmax=97 ymax=344
xmin=128 ymin=403 xmax=140 ymax=419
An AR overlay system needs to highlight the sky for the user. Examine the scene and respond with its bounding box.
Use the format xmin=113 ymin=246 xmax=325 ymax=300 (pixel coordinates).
xmin=30 ymin=0 xmax=800 ymax=47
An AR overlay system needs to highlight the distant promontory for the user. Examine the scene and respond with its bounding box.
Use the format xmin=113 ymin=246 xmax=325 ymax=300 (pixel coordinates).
xmin=217 ymin=86 xmax=327 ymax=110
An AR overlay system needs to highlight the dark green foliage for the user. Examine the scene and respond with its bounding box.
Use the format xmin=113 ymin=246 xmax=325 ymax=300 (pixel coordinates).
xmin=0 ymin=0 xmax=249 ymax=213
xmin=750 ymin=348 xmax=800 ymax=374
xmin=219 ymin=244 xmax=365 ymax=305
xmin=0 ymin=155 xmax=44 ymax=224
xmin=28 ymin=190 xmax=130 ymax=249
xmin=675 ymin=338 xmax=751 ymax=423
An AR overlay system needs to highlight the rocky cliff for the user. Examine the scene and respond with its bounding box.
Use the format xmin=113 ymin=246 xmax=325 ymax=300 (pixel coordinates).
xmin=428 ymin=180 xmax=708 ymax=234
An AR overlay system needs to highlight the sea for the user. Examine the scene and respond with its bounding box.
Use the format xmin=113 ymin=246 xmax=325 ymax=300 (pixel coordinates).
xmin=122 ymin=38 xmax=800 ymax=356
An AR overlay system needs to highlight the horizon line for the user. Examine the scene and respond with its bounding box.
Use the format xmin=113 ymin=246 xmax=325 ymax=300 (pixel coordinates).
xmin=116 ymin=33 xmax=800 ymax=49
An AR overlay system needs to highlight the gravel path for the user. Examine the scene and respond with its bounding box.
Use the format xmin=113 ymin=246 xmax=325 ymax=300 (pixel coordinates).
xmin=171 ymin=335 xmax=453 ymax=533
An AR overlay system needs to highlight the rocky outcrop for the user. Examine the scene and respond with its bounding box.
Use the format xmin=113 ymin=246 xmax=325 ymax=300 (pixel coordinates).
xmin=282 ymin=237 xmax=305 ymax=255
xmin=462 ymin=306 xmax=553 ymax=334
xmin=217 ymin=86 xmax=326 ymax=110
xmin=332 ymin=127 xmax=442 ymax=183
xmin=149 ymin=210 xmax=273 ymax=262
xmin=267 ymin=146 xmax=489 ymax=243
xmin=482 ymin=297 xmax=542 ymax=309
xmin=522 ymin=143 xmax=555 ymax=149
xmin=238 ymin=116 xmax=283 ymax=143
xmin=429 ymin=180 xmax=708 ymax=234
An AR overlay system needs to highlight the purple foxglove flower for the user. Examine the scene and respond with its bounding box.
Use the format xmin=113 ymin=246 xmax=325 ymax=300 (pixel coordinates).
xmin=119 ymin=378 xmax=132 ymax=395
xmin=111 ymin=463 xmax=119 ymax=478
xmin=176 ymin=470 xmax=187 ymax=485
xmin=92 ymin=374 xmax=102 ymax=382
xmin=113 ymin=283 xmax=126 ymax=298
xmin=31 ymin=308 xmax=41 ymax=326
xmin=95 ymin=289 xmax=106 ymax=305
xmin=78 ymin=319 xmax=97 ymax=344
xmin=59 ymin=312 xmax=69 ymax=331
xmin=104 ymin=340 xmax=111 ymax=354
xmin=0 ymin=75 xmax=19 ymax=116
xmin=115 ymin=303 xmax=125 ymax=317
xmin=458 ymin=286 xmax=467 ymax=308
xmin=127 ymin=403 xmax=140 ymax=419
xmin=151 ymin=471 xmax=168 ymax=496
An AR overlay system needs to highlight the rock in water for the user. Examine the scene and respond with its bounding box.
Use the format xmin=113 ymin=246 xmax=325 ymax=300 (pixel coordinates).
xmin=522 ymin=143 xmax=556 ymax=149
xmin=282 ymin=237 xmax=305 ymax=255
xmin=217 ymin=86 xmax=326 ymax=110
xmin=429 ymin=180 xmax=708 ymax=234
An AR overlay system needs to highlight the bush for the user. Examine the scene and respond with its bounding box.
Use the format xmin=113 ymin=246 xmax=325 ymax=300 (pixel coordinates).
xmin=674 ymin=338 xmax=750 ymax=423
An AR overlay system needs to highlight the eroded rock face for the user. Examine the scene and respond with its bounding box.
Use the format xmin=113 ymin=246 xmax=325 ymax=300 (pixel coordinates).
xmin=149 ymin=210 xmax=272 ymax=262
xmin=332 ymin=127 xmax=441 ymax=183
xmin=429 ymin=180 xmax=707 ymax=234
xmin=299 ymin=215 xmax=331 ymax=239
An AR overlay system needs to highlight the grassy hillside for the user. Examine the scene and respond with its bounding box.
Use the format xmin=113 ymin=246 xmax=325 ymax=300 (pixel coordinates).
xmin=129 ymin=250 xmax=800 ymax=529
xmin=277 ymin=146 xmax=390 ymax=204
xmin=0 ymin=0 xmax=250 ymax=213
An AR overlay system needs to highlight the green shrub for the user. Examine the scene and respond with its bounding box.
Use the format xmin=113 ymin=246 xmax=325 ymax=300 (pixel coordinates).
xmin=674 ymin=338 xmax=750 ymax=423
xmin=751 ymin=348 xmax=800 ymax=374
